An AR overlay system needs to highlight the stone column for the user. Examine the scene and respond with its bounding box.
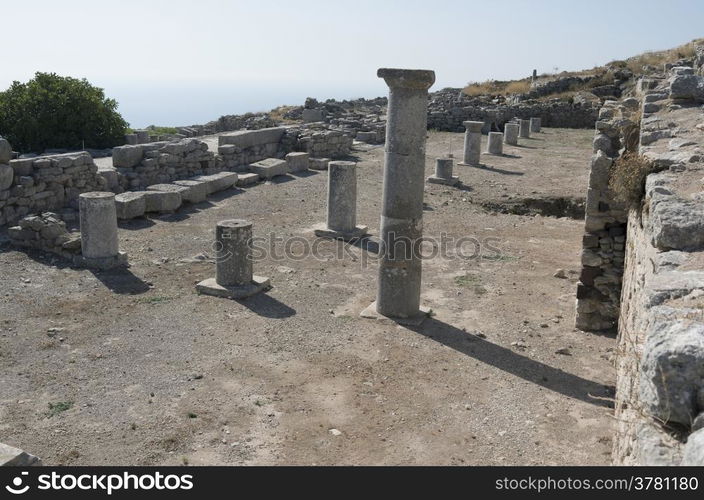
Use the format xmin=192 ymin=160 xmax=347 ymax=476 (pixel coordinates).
xmin=486 ymin=132 xmax=503 ymax=155
xmin=427 ymin=157 xmax=459 ymax=186
xmin=78 ymin=192 xmax=127 ymax=269
xmin=196 ymin=219 xmax=270 ymax=298
xmin=459 ymin=121 xmax=483 ymax=166
xmin=519 ymin=119 xmax=531 ymax=138
xmin=504 ymin=123 xmax=519 ymax=145
xmin=314 ymin=161 xmax=368 ymax=240
xmin=530 ymin=117 xmax=541 ymax=133
xmin=361 ymin=68 xmax=435 ymax=325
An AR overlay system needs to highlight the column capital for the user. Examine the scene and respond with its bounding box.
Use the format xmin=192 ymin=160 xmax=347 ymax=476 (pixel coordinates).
xmin=377 ymin=68 xmax=435 ymax=90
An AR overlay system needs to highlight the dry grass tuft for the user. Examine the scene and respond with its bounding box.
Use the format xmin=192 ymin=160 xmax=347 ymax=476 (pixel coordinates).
xmin=463 ymin=79 xmax=530 ymax=97
xmin=609 ymin=153 xmax=657 ymax=207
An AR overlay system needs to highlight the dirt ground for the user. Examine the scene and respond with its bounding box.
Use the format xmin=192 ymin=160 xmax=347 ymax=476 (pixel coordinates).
xmin=0 ymin=128 xmax=616 ymax=465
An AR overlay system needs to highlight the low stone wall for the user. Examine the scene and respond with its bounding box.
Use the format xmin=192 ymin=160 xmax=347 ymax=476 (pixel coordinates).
xmin=294 ymin=128 xmax=353 ymax=158
xmin=111 ymin=138 xmax=219 ymax=190
xmin=0 ymin=146 xmax=105 ymax=227
xmin=218 ymin=127 xmax=291 ymax=170
xmin=8 ymin=212 xmax=81 ymax=260
xmin=218 ymin=126 xmax=352 ymax=170
xmin=612 ymin=63 xmax=704 ymax=465
xmin=574 ymin=99 xmax=638 ymax=332
xmin=427 ymin=89 xmax=600 ymax=132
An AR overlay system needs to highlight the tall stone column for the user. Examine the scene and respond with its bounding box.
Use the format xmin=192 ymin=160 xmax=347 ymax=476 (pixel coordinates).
xmin=486 ymin=132 xmax=503 ymax=155
xmin=530 ymin=117 xmax=542 ymax=133
xmin=196 ymin=219 xmax=270 ymax=298
xmin=361 ymin=68 xmax=435 ymax=325
xmin=519 ymin=119 xmax=531 ymax=138
xmin=504 ymin=123 xmax=519 ymax=145
xmin=459 ymin=121 xmax=483 ymax=166
xmin=314 ymin=161 xmax=368 ymax=240
xmin=78 ymin=192 xmax=127 ymax=269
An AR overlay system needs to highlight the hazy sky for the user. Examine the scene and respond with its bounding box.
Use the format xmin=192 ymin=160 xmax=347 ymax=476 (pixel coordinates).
xmin=1 ymin=0 xmax=702 ymax=127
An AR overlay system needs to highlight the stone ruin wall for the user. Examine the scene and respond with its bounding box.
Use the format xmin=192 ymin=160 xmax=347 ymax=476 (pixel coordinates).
xmin=576 ymin=50 xmax=704 ymax=464
xmin=0 ymin=148 xmax=106 ymax=227
xmin=574 ymin=100 xmax=636 ymax=332
xmin=427 ymin=88 xmax=600 ymax=133
xmin=0 ymin=126 xmax=354 ymax=228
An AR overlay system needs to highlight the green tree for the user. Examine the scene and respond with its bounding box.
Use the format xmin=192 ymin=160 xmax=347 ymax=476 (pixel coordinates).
xmin=0 ymin=72 xmax=129 ymax=152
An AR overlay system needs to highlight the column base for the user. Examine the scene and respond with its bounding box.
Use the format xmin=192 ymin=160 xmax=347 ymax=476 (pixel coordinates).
xmin=426 ymin=175 xmax=459 ymax=186
xmin=360 ymin=300 xmax=430 ymax=326
xmin=313 ymin=223 xmax=368 ymax=241
xmin=196 ymin=275 xmax=271 ymax=299
xmin=73 ymin=251 xmax=129 ymax=270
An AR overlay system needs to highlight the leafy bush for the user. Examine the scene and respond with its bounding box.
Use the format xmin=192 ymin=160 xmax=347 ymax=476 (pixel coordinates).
xmin=0 ymin=72 xmax=129 ymax=152
xmin=609 ymin=152 xmax=658 ymax=207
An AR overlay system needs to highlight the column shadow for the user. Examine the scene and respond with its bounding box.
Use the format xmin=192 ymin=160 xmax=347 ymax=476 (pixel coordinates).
xmin=465 ymin=164 xmax=525 ymax=176
xmin=235 ymin=292 xmax=296 ymax=318
xmin=406 ymin=317 xmax=614 ymax=408
xmin=90 ymin=268 xmax=151 ymax=295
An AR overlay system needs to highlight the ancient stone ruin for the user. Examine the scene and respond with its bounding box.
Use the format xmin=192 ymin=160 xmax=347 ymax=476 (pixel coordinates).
xmin=3 ymin=40 xmax=704 ymax=467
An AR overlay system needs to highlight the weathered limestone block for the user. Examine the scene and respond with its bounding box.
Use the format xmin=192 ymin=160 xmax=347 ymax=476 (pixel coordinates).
xmin=285 ymin=152 xmax=310 ymax=173
xmin=235 ymin=173 xmax=260 ymax=187
xmin=143 ymin=190 xmax=182 ymax=213
xmin=681 ymin=429 xmax=704 ymax=465
xmin=530 ymin=117 xmax=541 ymax=133
xmin=641 ymin=320 xmax=704 ymax=425
xmin=248 ymin=158 xmax=288 ymax=179
xmin=172 ymin=180 xmax=208 ymax=203
xmin=115 ymin=191 xmax=147 ymax=219
xmin=112 ymin=145 xmax=144 ymax=168
xmin=669 ymin=74 xmax=704 ymax=102
xmin=218 ymin=127 xmax=286 ymax=148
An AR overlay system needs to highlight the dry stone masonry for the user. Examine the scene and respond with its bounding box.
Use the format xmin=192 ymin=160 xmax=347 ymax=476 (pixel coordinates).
xmin=612 ymin=61 xmax=704 ymax=465
xmin=0 ymin=148 xmax=105 ymax=227
xmin=575 ymin=100 xmax=637 ymax=332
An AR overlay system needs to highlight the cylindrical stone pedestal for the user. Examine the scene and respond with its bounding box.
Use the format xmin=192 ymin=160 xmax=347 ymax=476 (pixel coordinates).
xmin=486 ymin=132 xmax=503 ymax=155
xmin=435 ymin=158 xmax=453 ymax=178
xmin=504 ymin=123 xmax=519 ymax=145
xmin=461 ymin=121 xmax=483 ymax=166
xmin=328 ymin=161 xmax=357 ymax=232
xmin=530 ymin=117 xmax=541 ymax=133
xmin=79 ymin=192 xmax=119 ymax=259
xmin=427 ymin=157 xmax=458 ymax=186
xmin=519 ymin=119 xmax=531 ymax=139
xmin=197 ymin=219 xmax=270 ymax=298
xmin=315 ymin=161 xmax=368 ymax=240
xmin=215 ymin=220 xmax=253 ymax=287
xmin=368 ymin=68 xmax=435 ymax=323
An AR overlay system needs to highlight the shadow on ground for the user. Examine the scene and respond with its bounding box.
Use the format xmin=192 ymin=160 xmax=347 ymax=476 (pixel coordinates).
xmin=408 ymin=317 xmax=614 ymax=408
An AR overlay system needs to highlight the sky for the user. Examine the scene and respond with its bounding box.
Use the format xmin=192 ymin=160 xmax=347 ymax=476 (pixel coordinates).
xmin=1 ymin=0 xmax=702 ymax=128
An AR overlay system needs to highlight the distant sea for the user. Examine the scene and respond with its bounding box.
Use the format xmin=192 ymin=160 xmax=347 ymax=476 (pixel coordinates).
xmin=106 ymin=81 xmax=388 ymax=129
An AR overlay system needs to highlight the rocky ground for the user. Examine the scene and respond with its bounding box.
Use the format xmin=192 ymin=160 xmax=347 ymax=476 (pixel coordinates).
xmin=0 ymin=128 xmax=616 ymax=465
